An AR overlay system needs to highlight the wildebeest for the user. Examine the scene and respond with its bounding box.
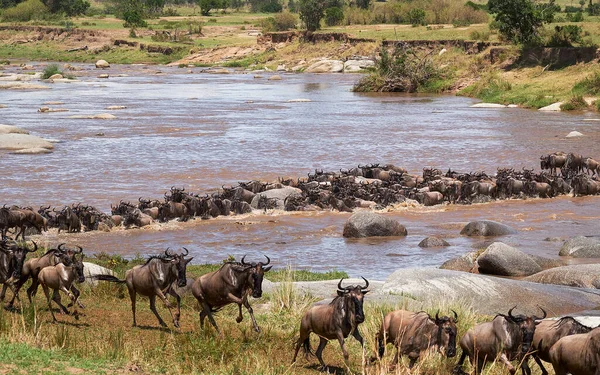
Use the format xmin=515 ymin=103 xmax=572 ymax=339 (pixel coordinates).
xmin=454 ymin=307 xmax=546 ymax=375
xmin=123 ymin=209 xmax=154 ymax=228
xmin=7 ymin=243 xmax=76 ymax=307
xmin=56 ymin=206 xmax=81 ymax=233
xmin=191 ymin=255 xmax=271 ymax=334
xmin=0 ymin=240 xmax=37 ymax=304
xmin=38 ymin=249 xmax=85 ymax=321
xmin=292 ymin=278 xmax=369 ymax=369
xmin=549 ymin=326 xmax=600 ymax=375
xmin=375 ymin=310 xmax=458 ymax=367
xmin=97 ymin=248 xmax=192 ymax=328
xmin=530 ymin=316 xmax=593 ymax=375
xmin=540 ymin=152 xmax=567 ymax=175
xmin=585 ymin=157 xmax=600 ymax=177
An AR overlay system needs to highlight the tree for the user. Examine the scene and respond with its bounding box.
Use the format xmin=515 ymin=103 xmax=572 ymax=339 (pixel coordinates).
xmin=488 ymin=0 xmax=548 ymax=45
xmin=325 ymin=6 xmax=343 ymax=26
xmin=355 ymin=0 xmax=370 ymax=9
xmin=298 ymin=0 xmax=324 ymax=31
xmin=198 ymin=0 xmax=220 ymax=15
xmin=45 ymin=0 xmax=90 ymax=15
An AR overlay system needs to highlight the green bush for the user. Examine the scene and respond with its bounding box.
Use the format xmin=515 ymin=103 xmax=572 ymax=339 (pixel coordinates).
xmin=1 ymin=0 xmax=48 ymax=22
xmin=573 ymin=71 xmax=600 ymax=95
xmin=408 ymin=8 xmax=426 ymax=26
xmin=560 ymin=95 xmax=587 ymax=111
xmin=42 ymin=64 xmax=61 ymax=79
xmin=547 ymin=25 xmax=583 ymax=47
xmin=325 ymin=6 xmax=343 ymax=26
xmin=470 ymin=30 xmax=490 ymax=41
xmin=566 ymin=11 xmax=584 ymax=22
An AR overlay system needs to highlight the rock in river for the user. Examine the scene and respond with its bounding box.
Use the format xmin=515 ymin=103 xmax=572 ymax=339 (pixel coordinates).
xmin=250 ymin=186 xmax=302 ymax=210
xmin=0 ymin=133 xmax=54 ymax=151
xmin=477 ymin=242 xmax=542 ymax=277
xmin=559 ymin=236 xmax=600 ymax=257
xmin=381 ymin=268 xmax=600 ymax=315
xmin=460 ymin=220 xmax=516 ymax=237
xmin=418 ymin=236 xmax=450 ymax=248
xmin=524 ymin=264 xmax=600 ymax=289
xmin=343 ymin=210 xmax=407 ymax=238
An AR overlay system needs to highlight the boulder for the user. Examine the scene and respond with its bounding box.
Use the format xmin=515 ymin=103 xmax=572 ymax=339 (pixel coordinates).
xmin=566 ymin=131 xmax=584 ymax=138
xmin=529 ymin=254 xmax=564 ymax=270
xmin=262 ymin=278 xmax=384 ymax=299
xmin=268 ymin=75 xmax=282 ymax=80
xmin=460 ymin=220 xmax=516 ymax=237
xmin=0 ymin=134 xmax=54 ymax=151
xmin=0 ymin=125 xmax=28 ymax=135
xmin=539 ymin=102 xmax=563 ymax=111
xmin=98 ymin=74 xmax=109 ymax=79
xmin=68 ymin=113 xmax=116 ymax=120
xmin=83 ymin=262 xmax=115 ymax=286
xmin=343 ymin=59 xmax=375 ymax=72
xmin=418 ymin=236 xmax=450 ymax=248
xmin=250 ymin=186 xmax=302 ymax=210
xmin=381 ymin=267 xmax=600 ymax=315
xmin=95 ymin=60 xmax=110 ymax=69
xmin=342 ymin=210 xmax=407 ymax=238
xmin=524 ymin=264 xmax=600 ymax=289
xmin=559 ymin=236 xmax=600 ymax=257
xmin=48 ymin=74 xmax=63 ymax=80
xmin=10 ymin=147 xmax=53 ymax=154
xmin=470 ymin=103 xmax=507 ymax=108
xmin=477 ymin=242 xmax=542 ymax=277
xmin=305 ymin=59 xmax=344 ymax=73
xmin=440 ymin=252 xmax=478 ymax=273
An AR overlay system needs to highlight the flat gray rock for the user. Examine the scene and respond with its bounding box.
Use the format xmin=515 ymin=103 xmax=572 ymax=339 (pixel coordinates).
xmin=263 ymin=278 xmax=384 ymax=299
xmin=477 ymin=242 xmax=542 ymax=276
xmin=250 ymin=186 xmax=302 ymax=210
xmin=559 ymin=236 xmax=600 ymax=257
xmin=460 ymin=220 xmax=516 ymax=237
xmin=381 ymin=267 xmax=600 ymax=315
xmin=83 ymin=262 xmax=115 ymax=286
xmin=343 ymin=210 xmax=407 ymax=238
xmin=305 ymin=59 xmax=344 ymax=73
xmin=418 ymin=236 xmax=450 ymax=248
xmin=439 ymin=252 xmax=478 ymax=272
xmin=10 ymin=147 xmax=53 ymax=154
xmin=0 ymin=125 xmax=28 ymax=135
xmin=525 ymin=264 xmax=600 ymax=289
xmin=0 ymin=133 xmax=54 ymax=150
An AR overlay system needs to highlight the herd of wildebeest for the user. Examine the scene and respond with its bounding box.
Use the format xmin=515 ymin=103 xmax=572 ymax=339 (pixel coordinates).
xmin=0 ymin=240 xmax=598 ymax=375
xmin=0 ymin=150 xmax=599 ymax=374
xmin=1 ymin=151 xmax=600 ymax=241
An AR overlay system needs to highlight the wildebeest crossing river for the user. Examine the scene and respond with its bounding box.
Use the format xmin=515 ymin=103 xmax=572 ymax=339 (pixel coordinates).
xmin=1 ymin=63 xmax=600 ymax=279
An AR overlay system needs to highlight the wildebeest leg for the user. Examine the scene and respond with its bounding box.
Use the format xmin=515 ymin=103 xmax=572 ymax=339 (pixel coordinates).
xmin=292 ymin=329 xmax=310 ymax=364
xmin=26 ymin=276 xmax=40 ymax=303
xmin=69 ymin=285 xmax=84 ymax=309
xmin=148 ymin=295 xmax=167 ymax=327
xmin=520 ymin=359 xmax=532 ymax=375
xmin=128 ymin=285 xmax=137 ymax=327
xmin=498 ymin=353 xmax=516 ymax=374
xmin=241 ymin=295 xmax=260 ymax=332
xmin=236 ymin=303 xmax=244 ymax=323
xmin=452 ymin=352 xmax=468 ymax=375
xmin=167 ymin=289 xmax=181 ymax=328
xmin=351 ymin=329 xmax=364 ymax=347
xmin=53 ymin=288 xmax=72 ymax=315
xmin=533 ymin=354 xmax=548 ymax=375
xmin=551 ymin=363 xmax=567 ymax=375
xmin=200 ymin=301 xmax=221 ymax=335
xmin=41 ymin=284 xmax=57 ymax=322
xmin=408 ymin=354 xmax=418 ymax=368
xmin=337 ymin=332 xmax=349 ymax=363
xmin=0 ymin=284 xmax=7 ymax=301
xmin=315 ymin=337 xmax=329 ymax=369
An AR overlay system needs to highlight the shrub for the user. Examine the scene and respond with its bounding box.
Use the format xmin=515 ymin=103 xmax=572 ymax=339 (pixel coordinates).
xmin=324 ymin=6 xmax=343 ymax=26
xmin=470 ymin=30 xmax=490 ymax=41
xmin=273 ymin=10 xmax=297 ymax=30
xmin=1 ymin=0 xmax=48 ymax=22
xmin=408 ymin=8 xmax=426 ymax=26
xmin=566 ymin=11 xmax=584 ymax=22
xmin=343 ymin=6 xmax=372 ymax=25
xmin=547 ymin=25 xmax=583 ymax=47
xmin=573 ymin=71 xmax=600 ymax=95
xmin=588 ymin=3 xmax=600 ymax=15
xmin=353 ymin=47 xmax=444 ymax=92
xmin=560 ymin=95 xmax=587 ymax=111
xmin=42 ymin=64 xmax=62 ymax=79
xmin=564 ymin=5 xmax=581 ymax=13
xmin=299 ymin=0 xmax=324 ymax=31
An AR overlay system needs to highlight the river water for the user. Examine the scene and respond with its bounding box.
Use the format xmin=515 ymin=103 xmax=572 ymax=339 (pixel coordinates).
xmin=1 ymin=63 xmax=600 ymax=279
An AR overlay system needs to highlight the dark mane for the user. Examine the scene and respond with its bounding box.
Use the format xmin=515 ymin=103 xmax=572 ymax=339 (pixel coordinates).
xmin=554 ymin=316 xmax=594 ymax=334
xmin=143 ymin=254 xmax=172 ymax=265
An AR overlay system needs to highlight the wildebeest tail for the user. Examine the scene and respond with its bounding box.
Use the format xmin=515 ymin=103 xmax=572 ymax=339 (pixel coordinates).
xmin=92 ymin=274 xmax=126 ymax=283
xmin=301 ymin=337 xmax=313 ymax=356
xmin=377 ymin=335 xmax=385 ymax=359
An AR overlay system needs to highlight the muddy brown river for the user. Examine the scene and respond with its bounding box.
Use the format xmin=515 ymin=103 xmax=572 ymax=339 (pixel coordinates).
xmin=1 ymin=63 xmax=600 ymax=279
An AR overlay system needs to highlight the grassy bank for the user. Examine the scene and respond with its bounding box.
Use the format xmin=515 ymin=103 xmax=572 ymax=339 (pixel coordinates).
xmin=0 ymin=250 xmax=544 ymax=375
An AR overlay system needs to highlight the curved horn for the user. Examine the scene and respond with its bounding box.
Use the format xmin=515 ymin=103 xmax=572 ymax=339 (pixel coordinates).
xmin=182 ymin=247 xmax=189 ymax=256
xmin=452 ymin=309 xmax=458 ymax=322
xmin=337 ymin=278 xmax=345 ymax=291
xmin=57 ymin=243 xmax=66 ymax=252
xmin=361 ymin=276 xmax=369 ymax=290
xmin=537 ymin=306 xmax=547 ymax=320
xmin=262 ymin=255 xmax=270 ymax=266
xmin=241 ymin=254 xmax=249 ymax=265
xmin=28 ymin=241 xmax=38 ymax=253
xmin=435 ymin=310 xmax=440 ymax=322
xmin=164 ymin=247 xmax=173 ymax=257
xmin=75 ymin=245 xmax=83 ymax=254
xmin=508 ymin=306 xmax=517 ymax=320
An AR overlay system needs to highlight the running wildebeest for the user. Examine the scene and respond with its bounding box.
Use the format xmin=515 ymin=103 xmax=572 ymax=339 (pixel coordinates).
xmin=0 ymin=239 xmax=37 ymax=305
xmin=530 ymin=316 xmax=593 ymax=375
xmin=97 ymin=248 xmax=192 ymax=328
xmin=38 ymin=249 xmax=85 ymax=321
xmin=454 ymin=307 xmax=545 ymax=375
xmin=292 ymin=278 xmax=369 ymax=370
xmin=191 ymin=255 xmax=271 ymax=334
xmin=375 ymin=309 xmax=458 ymax=367
xmin=549 ymin=326 xmax=600 ymax=375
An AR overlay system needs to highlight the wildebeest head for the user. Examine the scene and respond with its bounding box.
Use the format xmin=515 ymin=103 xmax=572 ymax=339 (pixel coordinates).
xmin=433 ymin=310 xmax=458 ymax=358
xmin=72 ymin=246 xmax=85 ymax=283
xmin=240 ymin=255 xmax=272 ymax=298
xmin=505 ymin=306 xmax=546 ymax=354
xmin=2 ymin=240 xmax=37 ymax=282
xmin=165 ymin=247 xmax=193 ymax=287
xmin=337 ymin=277 xmax=369 ymax=324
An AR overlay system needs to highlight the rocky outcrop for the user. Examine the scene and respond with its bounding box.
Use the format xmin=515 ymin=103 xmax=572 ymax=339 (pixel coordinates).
xmin=95 ymin=59 xmax=110 ymax=69
xmin=250 ymin=186 xmax=302 ymax=210
xmin=418 ymin=236 xmax=450 ymax=248
xmin=524 ymin=264 xmax=600 ymax=289
xmin=559 ymin=236 xmax=600 ymax=257
xmin=440 ymin=252 xmax=478 ymax=273
xmin=83 ymin=262 xmax=115 ymax=286
xmin=0 ymin=133 xmax=54 ymax=151
xmin=342 ymin=211 xmax=407 ymax=238
xmin=305 ymin=59 xmax=344 ymax=73
xmin=343 ymin=59 xmax=375 ymax=72
xmin=460 ymin=220 xmax=516 ymax=237
xmin=477 ymin=242 xmax=542 ymax=277
xmin=381 ymin=268 xmax=600 ymax=315
xmin=0 ymin=125 xmax=28 ymax=134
